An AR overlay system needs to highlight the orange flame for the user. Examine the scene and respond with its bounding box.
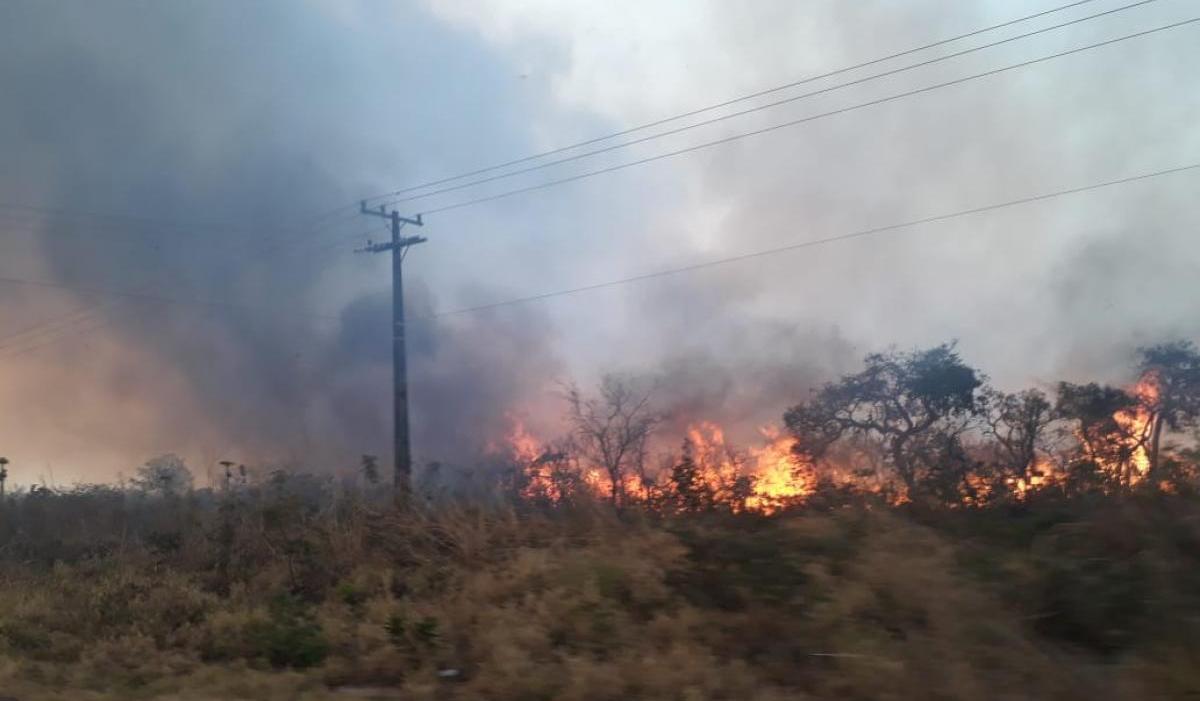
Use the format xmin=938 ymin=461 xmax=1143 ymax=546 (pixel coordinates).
xmin=1112 ymin=374 xmax=1158 ymax=482
xmin=505 ymin=418 xmax=543 ymax=465
xmin=745 ymin=424 xmax=815 ymax=513
xmin=494 ymin=417 xmax=814 ymax=512
xmin=495 ymin=375 xmax=1167 ymax=509
xmin=1006 ymin=455 xmax=1061 ymax=498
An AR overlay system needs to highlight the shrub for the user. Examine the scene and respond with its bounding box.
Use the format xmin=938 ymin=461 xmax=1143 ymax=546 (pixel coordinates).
xmin=243 ymin=595 xmax=330 ymax=669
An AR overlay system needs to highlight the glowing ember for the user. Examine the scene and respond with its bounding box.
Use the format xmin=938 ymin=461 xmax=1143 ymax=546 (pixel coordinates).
xmin=998 ymin=454 xmax=1060 ymax=499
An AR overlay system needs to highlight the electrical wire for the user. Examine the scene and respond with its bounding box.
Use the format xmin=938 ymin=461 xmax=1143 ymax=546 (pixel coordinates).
xmin=410 ymin=162 xmax=1200 ymax=321
xmin=0 ymin=275 xmax=340 ymax=323
xmin=361 ymin=0 xmax=1106 ymax=203
xmin=383 ymin=0 xmax=1160 ymax=208
xmin=0 ymin=208 xmax=362 ymax=353
xmin=6 ymin=161 xmax=1195 ymax=354
xmin=409 ymin=16 xmax=1200 ymax=217
xmin=3 ymin=9 xmax=1193 ymax=355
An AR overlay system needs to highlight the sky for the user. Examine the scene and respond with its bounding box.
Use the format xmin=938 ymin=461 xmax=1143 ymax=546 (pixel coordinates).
xmin=0 ymin=0 xmax=1197 ymax=484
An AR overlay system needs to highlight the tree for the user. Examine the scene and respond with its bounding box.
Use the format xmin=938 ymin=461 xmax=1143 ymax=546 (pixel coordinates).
xmin=0 ymin=457 xmax=8 ymax=499
xmin=1137 ymin=341 xmax=1200 ymax=478
xmin=1055 ymin=383 xmax=1143 ymax=488
xmin=564 ymin=375 xmax=660 ymax=507
xmin=131 ymin=454 xmax=194 ymax=497
xmin=983 ymin=388 xmax=1058 ymax=486
xmin=783 ymin=343 xmax=984 ymax=498
xmin=668 ymin=439 xmax=715 ymax=512
xmin=219 ymin=460 xmax=237 ymax=491
xmin=360 ymin=454 xmax=381 ymax=486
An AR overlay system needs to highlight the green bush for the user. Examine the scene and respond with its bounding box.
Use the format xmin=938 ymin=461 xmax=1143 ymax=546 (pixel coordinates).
xmin=243 ymin=595 xmax=329 ymax=669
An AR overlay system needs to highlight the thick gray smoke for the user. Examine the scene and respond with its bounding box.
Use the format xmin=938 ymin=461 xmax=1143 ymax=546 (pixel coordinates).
xmin=1 ymin=0 xmax=1198 ymax=482
xmin=0 ymin=1 xmax=581 ymax=481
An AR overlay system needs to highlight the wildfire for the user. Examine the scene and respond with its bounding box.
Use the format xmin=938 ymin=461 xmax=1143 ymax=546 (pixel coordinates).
xmin=1112 ymin=374 xmax=1158 ymax=482
xmin=494 ymin=373 xmax=1166 ymax=509
xmin=495 ymin=417 xmax=814 ymax=513
xmin=1006 ymin=457 xmax=1060 ymax=498
xmin=747 ymin=426 xmax=812 ymax=512
xmin=504 ymin=418 xmax=543 ymax=465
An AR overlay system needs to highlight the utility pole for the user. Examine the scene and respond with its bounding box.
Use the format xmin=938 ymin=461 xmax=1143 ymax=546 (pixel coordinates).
xmin=359 ymin=202 xmax=426 ymax=502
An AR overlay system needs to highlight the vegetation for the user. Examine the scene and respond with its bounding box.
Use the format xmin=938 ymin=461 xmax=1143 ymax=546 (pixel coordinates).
xmin=0 ymin=479 xmax=1199 ymax=699
xmin=0 ymin=340 xmax=1197 ymax=699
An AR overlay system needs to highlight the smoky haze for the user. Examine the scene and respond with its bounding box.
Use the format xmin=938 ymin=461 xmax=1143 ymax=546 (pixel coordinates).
xmin=0 ymin=0 xmax=581 ymax=481
xmin=1 ymin=0 xmax=1198 ymax=483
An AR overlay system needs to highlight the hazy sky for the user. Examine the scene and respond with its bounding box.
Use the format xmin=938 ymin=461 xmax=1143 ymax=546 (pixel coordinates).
xmin=0 ymin=0 xmax=1197 ymax=483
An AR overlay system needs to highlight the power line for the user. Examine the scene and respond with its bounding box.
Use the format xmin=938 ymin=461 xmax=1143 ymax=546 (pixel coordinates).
xmin=0 ymin=212 xmax=216 ymax=251
xmin=412 ymin=162 xmax=1200 ymax=321
xmin=0 ymin=197 xmax=362 ymax=241
xmin=0 ymin=274 xmax=340 ymax=324
xmin=0 ymin=306 xmax=106 ymax=355
xmin=0 ymin=208 xmax=363 ymax=354
xmin=0 ymin=274 xmax=318 ymax=357
xmin=0 ymin=311 xmax=122 ymax=358
xmin=4 ymin=12 xmax=1193 ymax=354
xmin=0 ymin=201 xmax=264 ymax=237
xmin=4 ymin=161 xmax=1196 ymax=354
xmin=384 ymin=0 xmax=1160 ymax=208
xmin=411 ymin=16 xmax=1200 ymax=217
xmin=363 ymin=0 xmax=1105 ymax=203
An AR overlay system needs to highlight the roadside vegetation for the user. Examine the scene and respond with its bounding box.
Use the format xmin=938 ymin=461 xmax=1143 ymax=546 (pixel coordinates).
xmin=0 ymin=339 xmax=1198 ymax=700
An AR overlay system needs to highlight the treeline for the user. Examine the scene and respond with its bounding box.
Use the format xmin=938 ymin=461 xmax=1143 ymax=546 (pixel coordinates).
xmin=1 ymin=340 xmax=1194 ymax=517
xmin=500 ymin=340 xmax=1200 ymax=512
xmin=785 ymin=340 xmax=1199 ymax=504
xmin=0 ymin=343 xmax=1194 ymax=697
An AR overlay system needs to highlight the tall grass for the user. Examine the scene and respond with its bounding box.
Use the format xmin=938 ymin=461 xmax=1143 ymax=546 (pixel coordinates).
xmin=0 ymin=474 xmax=1198 ymax=699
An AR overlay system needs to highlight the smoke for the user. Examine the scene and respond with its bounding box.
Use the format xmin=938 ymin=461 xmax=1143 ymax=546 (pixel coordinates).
xmin=0 ymin=0 xmax=581 ymax=481
xmin=434 ymin=0 xmax=1200 ymax=390
xmin=310 ymin=282 xmax=565 ymax=468
xmin=2 ymin=0 xmax=1199 ymax=482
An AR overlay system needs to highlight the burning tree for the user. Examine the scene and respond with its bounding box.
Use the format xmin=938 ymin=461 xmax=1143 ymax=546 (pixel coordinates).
xmin=496 ymin=341 xmax=1198 ymax=511
xmin=564 ymin=375 xmax=660 ymax=507
xmin=663 ymin=425 xmax=756 ymax=513
xmin=1137 ymin=341 xmax=1200 ymax=479
xmin=513 ymin=438 xmax=583 ymax=506
xmin=1055 ymin=382 xmax=1147 ymax=490
xmin=666 ymin=439 xmax=715 ymax=512
xmin=982 ymin=388 xmax=1061 ymax=494
xmin=783 ymin=343 xmax=985 ymax=502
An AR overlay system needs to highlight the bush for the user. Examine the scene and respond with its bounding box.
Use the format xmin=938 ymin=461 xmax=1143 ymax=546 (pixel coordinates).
xmin=0 ymin=481 xmax=1198 ymax=698
xmin=243 ymin=595 xmax=330 ymax=669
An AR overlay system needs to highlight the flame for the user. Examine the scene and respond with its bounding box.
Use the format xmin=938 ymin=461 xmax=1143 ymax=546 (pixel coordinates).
xmin=745 ymin=424 xmax=815 ymax=513
xmin=1006 ymin=456 xmax=1060 ymax=498
xmin=493 ymin=374 xmax=1167 ymax=509
xmin=504 ymin=418 xmax=543 ymax=465
xmin=493 ymin=417 xmax=648 ymax=503
xmin=672 ymin=421 xmax=814 ymax=513
xmin=1111 ymin=374 xmax=1158 ymax=482
xmin=494 ymin=417 xmax=813 ymax=513
xmin=1020 ymin=373 xmax=1159 ymax=494
xmin=491 ymin=417 xmax=559 ymax=501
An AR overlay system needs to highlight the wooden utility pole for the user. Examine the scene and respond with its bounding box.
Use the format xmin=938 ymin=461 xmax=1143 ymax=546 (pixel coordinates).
xmin=359 ymin=202 xmax=426 ymax=502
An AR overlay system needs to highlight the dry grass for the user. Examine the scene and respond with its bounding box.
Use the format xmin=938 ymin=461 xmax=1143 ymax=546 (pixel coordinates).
xmin=0 ymin=482 xmax=1197 ymax=699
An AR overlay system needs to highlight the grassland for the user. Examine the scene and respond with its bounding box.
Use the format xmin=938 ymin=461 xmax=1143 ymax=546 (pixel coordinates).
xmin=0 ymin=478 xmax=1198 ymax=700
